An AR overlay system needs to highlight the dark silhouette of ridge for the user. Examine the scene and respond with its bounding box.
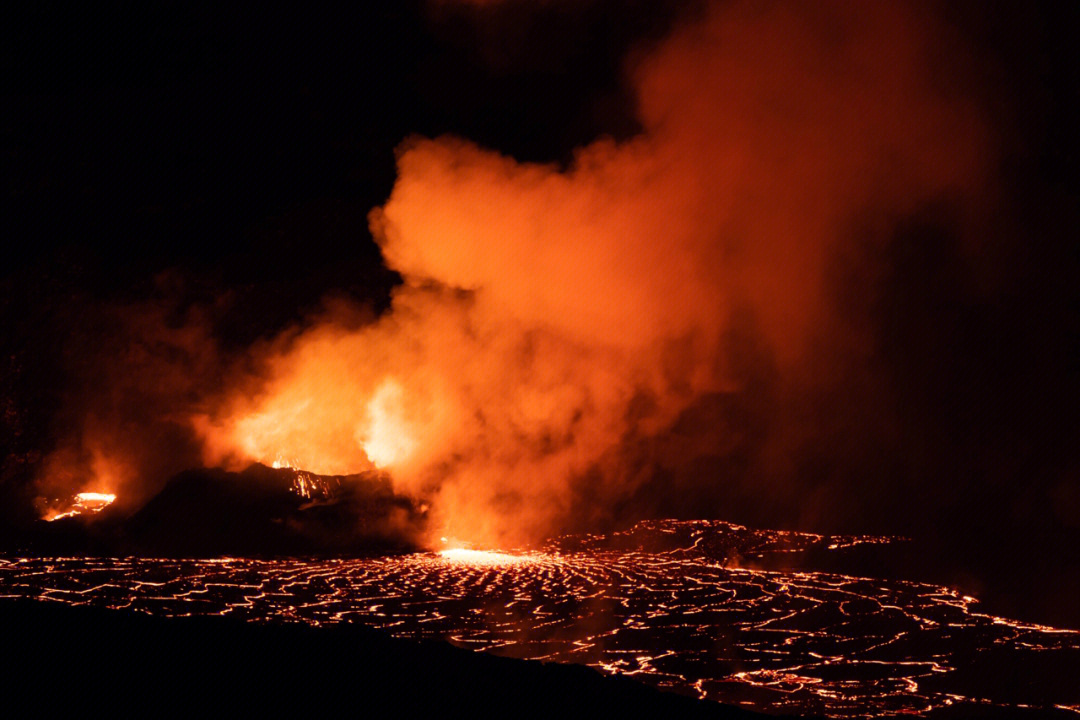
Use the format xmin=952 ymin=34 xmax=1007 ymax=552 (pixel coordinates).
xmin=9 ymin=464 xmax=426 ymax=557
xmin=2 ymin=599 xmax=770 ymax=719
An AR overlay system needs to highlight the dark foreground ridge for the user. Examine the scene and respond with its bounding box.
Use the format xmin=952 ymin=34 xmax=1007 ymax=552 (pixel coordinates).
xmin=2 ymin=599 xmax=767 ymax=719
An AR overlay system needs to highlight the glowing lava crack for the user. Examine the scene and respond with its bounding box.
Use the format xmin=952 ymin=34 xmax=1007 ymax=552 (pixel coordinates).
xmin=43 ymin=492 xmax=117 ymax=522
xmin=2 ymin=520 xmax=1077 ymax=718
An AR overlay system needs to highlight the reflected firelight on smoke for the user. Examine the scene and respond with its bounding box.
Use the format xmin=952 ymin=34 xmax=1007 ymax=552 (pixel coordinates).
xmin=359 ymin=379 xmax=418 ymax=469
xmin=182 ymin=0 xmax=993 ymax=549
xmin=35 ymin=0 xmax=997 ymax=551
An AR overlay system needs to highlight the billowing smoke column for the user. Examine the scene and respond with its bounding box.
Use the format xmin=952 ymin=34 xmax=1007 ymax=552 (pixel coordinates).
xmin=192 ymin=0 xmax=992 ymax=546
xmin=35 ymin=0 xmax=995 ymax=548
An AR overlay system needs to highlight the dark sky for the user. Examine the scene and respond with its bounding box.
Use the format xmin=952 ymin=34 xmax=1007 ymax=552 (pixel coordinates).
xmin=2 ymin=2 xmax=680 ymax=304
xmin=2 ymin=2 xmax=1079 ymax=625
xmin=3 ymin=2 xmax=1076 ymax=306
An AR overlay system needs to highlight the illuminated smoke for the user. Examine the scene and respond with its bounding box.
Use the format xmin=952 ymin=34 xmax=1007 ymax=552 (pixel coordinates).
xmin=39 ymin=1 xmax=995 ymax=547
xmin=191 ymin=0 xmax=993 ymax=546
xmin=33 ymin=296 xmax=219 ymax=514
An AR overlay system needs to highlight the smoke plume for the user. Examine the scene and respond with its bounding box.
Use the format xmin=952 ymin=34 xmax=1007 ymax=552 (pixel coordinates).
xmin=187 ymin=0 xmax=994 ymax=545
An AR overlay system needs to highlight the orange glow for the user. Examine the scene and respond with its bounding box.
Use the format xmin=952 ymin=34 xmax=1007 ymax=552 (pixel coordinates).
xmin=18 ymin=0 xmax=990 ymax=549
xmin=3 ymin=524 xmax=1077 ymax=717
xmin=437 ymin=548 xmax=529 ymax=566
xmin=75 ymin=492 xmax=117 ymax=505
xmin=43 ymin=492 xmax=117 ymax=522
xmin=359 ymin=379 xmax=417 ymax=469
xmin=182 ymin=0 xmax=993 ymax=549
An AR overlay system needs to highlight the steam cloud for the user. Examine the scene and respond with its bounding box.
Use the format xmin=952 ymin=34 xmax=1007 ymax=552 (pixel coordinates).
xmin=42 ymin=0 xmax=996 ymax=547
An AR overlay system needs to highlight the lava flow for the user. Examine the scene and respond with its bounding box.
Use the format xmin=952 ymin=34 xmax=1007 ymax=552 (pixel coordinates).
xmin=438 ymin=548 xmax=531 ymax=566
xmin=42 ymin=492 xmax=117 ymax=522
xmin=3 ymin=519 xmax=1077 ymax=718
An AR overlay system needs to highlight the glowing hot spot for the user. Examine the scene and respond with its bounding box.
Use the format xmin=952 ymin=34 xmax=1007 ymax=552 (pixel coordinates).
xmin=437 ymin=548 xmax=529 ymax=566
xmin=359 ymin=379 xmax=416 ymax=469
xmin=43 ymin=492 xmax=117 ymax=522
xmin=75 ymin=492 xmax=117 ymax=507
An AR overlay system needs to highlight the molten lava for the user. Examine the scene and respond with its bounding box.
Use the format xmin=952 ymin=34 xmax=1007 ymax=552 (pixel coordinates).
xmin=3 ymin=520 xmax=1077 ymax=717
xmin=153 ymin=0 xmax=998 ymax=551
xmin=438 ymin=548 xmax=531 ymax=566
xmin=43 ymin=492 xmax=118 ymax=522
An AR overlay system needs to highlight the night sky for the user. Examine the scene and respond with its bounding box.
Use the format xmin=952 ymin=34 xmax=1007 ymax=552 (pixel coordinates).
xmin=3 ymin=2 xmax=1080 ymax=627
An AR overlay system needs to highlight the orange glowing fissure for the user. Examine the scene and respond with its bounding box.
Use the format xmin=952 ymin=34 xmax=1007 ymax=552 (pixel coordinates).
xmin=43 ymin=492 xmax=117 ymax=522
